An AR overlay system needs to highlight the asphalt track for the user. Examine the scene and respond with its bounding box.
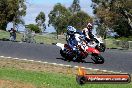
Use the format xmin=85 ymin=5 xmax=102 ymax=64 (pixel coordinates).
xmin=0 ymin=41 xmax=132 ymax=73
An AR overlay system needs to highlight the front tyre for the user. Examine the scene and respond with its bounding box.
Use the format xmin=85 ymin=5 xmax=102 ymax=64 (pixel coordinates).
xmin=91 ymin=54 xmax=104 ymax=64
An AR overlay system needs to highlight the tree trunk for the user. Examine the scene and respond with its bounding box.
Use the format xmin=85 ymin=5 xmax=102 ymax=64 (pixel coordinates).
xmin=13 ymin=20 xmax=16 ymax=30
xmin=124 ymin=10 xmax=132 ymax=29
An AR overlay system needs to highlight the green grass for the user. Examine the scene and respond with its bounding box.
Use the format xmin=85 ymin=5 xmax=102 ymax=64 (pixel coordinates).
xmin=0 ymin=30 xmax=131 ymax=48
xmin=34 ymin=34 xmax=66 ymax=44
xmin=0 ymin=30 xmax=66 ymax=44
xmin=117 ymin=36 xmax=132 ymax=41
xmin=0 ymin=30 xmax=10 ymax=39
xmin=0 ymin=68 xmax=131 ymax=88
xmin=0 ymin=30 xmax=23 ymax=41
xmin=104 ymin=38 xmax=118 ymax=48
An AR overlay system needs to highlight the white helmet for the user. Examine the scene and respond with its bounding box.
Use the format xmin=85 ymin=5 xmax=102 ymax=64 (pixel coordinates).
xmin=87 ymin=23 xmax=93 ymax=29
xmin=67 ymin=26 xmax=76 ymax=35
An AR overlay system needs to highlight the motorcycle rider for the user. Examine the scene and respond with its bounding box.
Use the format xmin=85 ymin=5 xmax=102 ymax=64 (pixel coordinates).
xmin=82 ymin=23 xmax=94 ymax=42
xmin=9 ymin=28 xmax=16 ymax=41
xmin=67 ymin=26 xmax=89 ymax=50
xmin=66 ymin=26 xmax=89 ymax=61
xmin=66 ymin=26 xmax=78 ymax=51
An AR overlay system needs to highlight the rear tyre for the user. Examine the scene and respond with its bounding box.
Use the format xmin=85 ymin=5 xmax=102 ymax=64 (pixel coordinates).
xmin=91 ymin=54 xmax=104 ymax=64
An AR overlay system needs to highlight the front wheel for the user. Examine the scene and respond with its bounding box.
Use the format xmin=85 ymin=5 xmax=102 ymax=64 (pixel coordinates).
xmin=91 ymin=54 xmax=104 ymax=64
xmin=96 ymin=43 xmax=106 ymax=52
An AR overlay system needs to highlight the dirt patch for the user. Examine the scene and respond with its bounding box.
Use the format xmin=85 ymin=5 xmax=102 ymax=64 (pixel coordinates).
xmin=0 ymin=80 xmax=35 ymax=88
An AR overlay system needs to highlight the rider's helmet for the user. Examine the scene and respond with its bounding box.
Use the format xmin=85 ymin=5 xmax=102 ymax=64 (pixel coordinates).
xmin=87 ymin=23 xmax=93 ymax=30
xmin=67 ymin=26 xmax=76 ymax=35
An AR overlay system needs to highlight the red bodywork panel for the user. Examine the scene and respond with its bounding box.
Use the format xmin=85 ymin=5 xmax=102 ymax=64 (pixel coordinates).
xmin=64 ymin=44 xmax=72 ymax=51
xmin=86 ymin=47 xmax=100 ymax=54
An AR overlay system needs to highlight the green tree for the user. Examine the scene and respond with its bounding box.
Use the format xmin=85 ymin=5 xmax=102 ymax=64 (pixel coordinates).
xmin=27 ymin=24 xmax=41 ymax=33
xmin=13 ymin=0 xmax=26 ymax=29
xmin=69 ymin=0 xmax=81 ymax=14
xmin=0 ymin=0 xmax=26 ymax=30
xmin=92 ymin=0 xmax=132 ymax=37
xmin=35 ymin=11 xmax=46 ymax=32
xmin=0 ymin=0 xmax=7 ymax=30
xmin=69 ymin=11 xmax=93 ymax=30
xmin=48 ymin=3 xmax=71 ymax=36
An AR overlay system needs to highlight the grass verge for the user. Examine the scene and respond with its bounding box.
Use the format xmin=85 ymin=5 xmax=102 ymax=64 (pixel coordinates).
xmin=104 ymin=38 xmax=119 ymax=48
xmin=0 ymin=58 xmax=131 ymax=88
xmin=0 ymin=30 xmax=66 ymax=44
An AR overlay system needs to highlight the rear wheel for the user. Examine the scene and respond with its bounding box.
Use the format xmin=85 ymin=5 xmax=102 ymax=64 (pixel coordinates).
xmin=91 ymin=54 xmax=104 ymax=64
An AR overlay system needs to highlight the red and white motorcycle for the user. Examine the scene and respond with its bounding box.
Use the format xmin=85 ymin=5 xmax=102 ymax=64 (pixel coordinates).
xmin=89 ymin=35 xmax=106 ymax=52
xmin=56 ymin=38 xmax=104 ymax=64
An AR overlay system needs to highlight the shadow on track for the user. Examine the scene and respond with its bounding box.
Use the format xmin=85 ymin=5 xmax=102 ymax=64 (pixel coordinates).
xmin=56 ymin=57 xmax=94 ymax=64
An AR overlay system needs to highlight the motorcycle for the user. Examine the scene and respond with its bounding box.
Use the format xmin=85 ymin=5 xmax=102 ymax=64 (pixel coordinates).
xmin=91 ymin=35 xmax=106 ymax=52
xmin=66 ymin=34 xmax=106 ymax=52
xmin=56 ymin=41 xmax=104 ymax=64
